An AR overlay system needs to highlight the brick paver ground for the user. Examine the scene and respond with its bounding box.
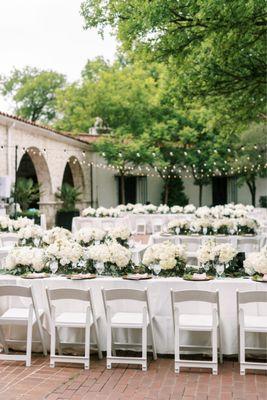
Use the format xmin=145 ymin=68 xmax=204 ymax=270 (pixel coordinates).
xmin=0 ymin=355 xmax=265 ymax=400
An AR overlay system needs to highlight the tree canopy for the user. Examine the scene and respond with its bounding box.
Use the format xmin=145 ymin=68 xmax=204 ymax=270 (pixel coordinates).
xmin=0 ymin=67 xmax=66 ymax=123
xmin=81 ymin=0 xmax=267 ymax=125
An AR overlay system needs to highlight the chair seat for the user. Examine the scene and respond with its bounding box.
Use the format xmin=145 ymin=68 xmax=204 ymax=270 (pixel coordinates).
xmin=179 ymin=314 xmax=216 ymax=330
xmin=111 ymin=312 xmax=148 ymax=327
xmin=0 ymin=308 xmax=44 ymax=324
xmin=56 ymin=312 xmax=93 ymax=327
xmin=244 ymin=315 xmax=267 ymax=332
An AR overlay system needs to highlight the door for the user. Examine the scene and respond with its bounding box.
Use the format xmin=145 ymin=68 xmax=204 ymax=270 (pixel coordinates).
xmin=212 ymin=177 xmax=228 ymax=205
xmin=118 ymin=176 xmax=137 ymax=204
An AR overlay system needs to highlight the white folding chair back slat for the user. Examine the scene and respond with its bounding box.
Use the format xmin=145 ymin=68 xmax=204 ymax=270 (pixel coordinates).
xmin=171 ymin=289 xmax=222 ymax=375
xmin=135 ymin=219 xmax=147 ymax=235
xmin=102 ymin=287 xmax=157 ymax=371
xmin=237 ymin=290 xmax=267 ymax=375
xmin=46 ymin=287 xmax=102 ymax=369
xmin=0 ymin=284 xmax=47 ymax=366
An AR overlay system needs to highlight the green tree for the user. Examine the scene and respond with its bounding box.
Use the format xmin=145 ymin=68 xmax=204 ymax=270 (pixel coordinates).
xmin=81 ymin=0 xmax=267 ymax=124
xmin=235 ymin=123 xmax=267 ymax=206
xmin=0 ymin=67 xmax=66 ymax=122
xmin=12 ymin=178 xmax=41 ymax=212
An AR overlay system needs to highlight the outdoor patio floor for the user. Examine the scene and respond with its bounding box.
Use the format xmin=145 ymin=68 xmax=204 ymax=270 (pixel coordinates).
xmin=0 ymin=355 xmax=265 ymax=400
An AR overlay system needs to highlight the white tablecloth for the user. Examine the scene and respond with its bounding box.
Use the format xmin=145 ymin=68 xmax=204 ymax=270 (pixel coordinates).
xmin=127 ymin=214 xmax=194 ymax=234
xmin=148 ymin=233 xmax=265 ymax=250
xmin=0 ymin=276 xmax=266 ymax=356
xmin=72 ymin=216 xmax=130 ymax=233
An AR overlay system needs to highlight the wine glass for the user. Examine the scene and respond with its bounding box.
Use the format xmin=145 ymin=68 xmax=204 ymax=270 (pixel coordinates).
xmin=33 ymin=237 xmax=40 ymax=247
xmin=203 ymin=263 xmax=210 ymax=273
xmin=153 ymin=263 xmax=161 ymax=278
xmin=216 ymin=263 xmax=224 ymax=279
xmin=213 ymin=227 xmax=218 ymax=235
xmin=203 ymin=227 xmax=208 ymax=235
xmin=50 ymin=260 xmax=58 ymax=276
xmin=175 ymin=227 xmax=180 ymax=235
xmin=95 ymin=261 xmax=104 ymax=276
xmin=229 ymin=228 xmax=235 ymax=235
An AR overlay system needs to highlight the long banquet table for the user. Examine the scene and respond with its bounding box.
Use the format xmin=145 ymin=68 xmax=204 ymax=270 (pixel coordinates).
xmin=0 ymin=275 xmax=266 ymax=356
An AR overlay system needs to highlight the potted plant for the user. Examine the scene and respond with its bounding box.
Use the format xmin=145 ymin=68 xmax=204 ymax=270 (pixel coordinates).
xmin=11 ymin=178 xmax=41 ymax=223
xmin=55 ymin=183 xmax=81 ymax=230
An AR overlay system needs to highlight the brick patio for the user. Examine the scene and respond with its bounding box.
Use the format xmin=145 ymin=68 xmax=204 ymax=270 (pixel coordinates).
xmin=0 ymin=355 xmax=265 ymax=400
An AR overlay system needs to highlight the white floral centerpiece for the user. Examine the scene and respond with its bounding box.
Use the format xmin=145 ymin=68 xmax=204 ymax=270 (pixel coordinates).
xmin=144 ymin=204 xmax=157 ymax=214
xmin=157 ymin=204 xmax=170 ymax=214
xmin=143 ymin=241 xmax=186 ymax=276
xmin=212 ymin=218 xmax=237 ymax=235
xmin=236 ymin=217 xmax=258 ymax=235
xmin=168 ymin=219 xmax=190 ymax=235
xmin=42 ymin=227 xmax=72 ymax=245
xmin=132 ymin=204 xmax=146 ymax=214
xmin=195 ymin=206 xmax=211 ymax=219
xmin=107 ymin=226 xmax=131 ymax=247
xmin=74 ymin=227 xmax=106 ymax=247
xmin=243 ymin=247 xmax=267 ymax=279
xmin=183 ymin=204 xmax=196 ymax=214
xmin=4 ymin=247 xmax=45 ymax=275
xmin=86 ymin=241 xmax=132 ymax=275
xmin=81 ymin=207 xmax=96 ymax=217
xmin=0 ymin=216 xmax=12 ymax=232
xmin=170 ymin=205 xmax=183 ymax=214
xmin=125 ymin=203 xmax=134 ymax=211
xmin=198 ymin=240 xmax=238 ymax=276
xmin=18 ymin=224 xmax=44 ymax=247
xmin=44 ymin=239 xmax=85 ymax=274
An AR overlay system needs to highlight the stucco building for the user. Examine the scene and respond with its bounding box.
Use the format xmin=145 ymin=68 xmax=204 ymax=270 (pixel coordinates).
xmin=0 ymin=112 xmax=266 ymax=226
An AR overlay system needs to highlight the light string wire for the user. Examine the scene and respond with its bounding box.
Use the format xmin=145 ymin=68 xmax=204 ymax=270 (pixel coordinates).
xmin=0 ymin=143 xmax=266 ymax=180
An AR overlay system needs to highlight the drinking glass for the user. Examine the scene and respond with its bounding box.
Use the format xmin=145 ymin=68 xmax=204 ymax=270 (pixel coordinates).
xmin=203 ymin=227 xmax=208 ymax=235
xmin=175 ymin=227 xmax=180 ymax=235
xmin=50 ymin=260 xmax=58 ymax=275
xmin=216 ymin=263 xmax=224 ymax=279
xmin=95 ymin=261 xmax=104 ymax=276
xmin=153 ymin=263 xmax=161 ymax=278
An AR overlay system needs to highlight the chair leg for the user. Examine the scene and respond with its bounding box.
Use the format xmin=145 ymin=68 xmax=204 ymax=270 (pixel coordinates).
xmin=239 ymin=328 xmax=245 ymax=375
xmin=150 ymin=322 xmax=157 ymax=360
xmin=36 ymin=314 xmax=47 ymax=356
xmin=174 ymin=326 xmax=180 ymax=373
xmin=212 ymin=328 xmax=218 ymax=375
xmin=26 ymin=308 xmax=33 ymax=367
xmin=84 ymin=325 xmax=90 ymax=370
xmin=93 ymin=323 xmax=103 ymax=360
xmin=50 ymin=312 xmax=56 ymax=368
xmin=218 ymin=326 xmax=223 ymax=364
xmin=142 ymin=326 xmax=147 ymax=371
xmin=0 ymin=326 xmax=8 ymax=354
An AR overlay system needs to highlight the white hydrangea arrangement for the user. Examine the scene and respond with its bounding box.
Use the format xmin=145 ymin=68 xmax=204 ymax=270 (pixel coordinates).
xmin=170 ymin=205 xmax=184 ymax=214
xmin=107 ymin=226 xmax=131 ymax=246
xmin=142 ymin=241 xmax=186 ymax=276
xmin=243 ymin=247 xmax=267 ymax=278
xmin=42 ymin=227 xmax=72 ymax=245
xmin=18 ymin=224 xmax=44 ymax=247
xmin=157 ymin=204 xmax=170 ymax=214
xmin=144 ymin=204 xmax=158 ymax=214
xmin=81 ymin=207 xmax=96 ymax=217
xmin=198 ymin=240 xmax=237 ymax=270
xmin=0 ymin=216 xmax=12 ymax=232
xmin=0 ymin=216 xmax=34 ymax=233
xmin=74 ymin=227 xmax=106 ymax=246
xmin=168 ymin=219 xmax=190 ymax=235
xmin=44 ymin=239 xmax=85 ymax=274
xmin=4 ymin=247 xmax=45 ymax=275
xmin=86 ymin=241 xmax=132 ymax=275
xmin=132 ymin=204 xmax=146 ymax=214
xmin=183 ymin=204 xmax=196 ymax=214
xmin=237 ymin=217 xmax=258 ymax=235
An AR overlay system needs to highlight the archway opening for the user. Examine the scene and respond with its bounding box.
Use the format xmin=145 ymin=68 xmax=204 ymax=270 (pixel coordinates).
xmin=62 ymin=157 xmax=84 ymax=192
xmin=17 ymin=152 xmax=39 ymax=208
xmin=62 ymin=162 xmax=74 ymax=187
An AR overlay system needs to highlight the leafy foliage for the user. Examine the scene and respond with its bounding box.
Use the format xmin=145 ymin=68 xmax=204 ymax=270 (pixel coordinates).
xmin=0 ymin=67 xmax=66 ymax=122
xmin=12 ymin=178 xmax=41 ymax=212
xmin=55 ymin=183 xmax=81 ymax=211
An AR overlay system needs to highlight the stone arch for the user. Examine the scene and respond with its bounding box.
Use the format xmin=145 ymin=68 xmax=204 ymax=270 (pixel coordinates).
xmin=62 ymin=156 xmax=85 ymax=192
xmin=17 ymin=146 xmax=52 ymax=205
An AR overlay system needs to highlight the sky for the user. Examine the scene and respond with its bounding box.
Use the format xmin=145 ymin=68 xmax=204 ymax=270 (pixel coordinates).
xmin=0 ymin=0 xmax=117 ymax=112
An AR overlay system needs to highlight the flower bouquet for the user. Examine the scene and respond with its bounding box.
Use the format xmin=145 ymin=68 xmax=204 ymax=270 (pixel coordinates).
xmin=243 ymin=247 xmax=267 ymax=280
xmin=157 ymin=204 xmax=170 ymax=214
xmin=44 ymin=239 xmax=85 ymax=274
xmin=74 ymin=227 xmax=106 ymax=246
xmin=81 ymin=207 xmax=96 ymax=217
xmin=18 ymin=224 xmax=44 ymax=247
xmin=86 ymin=241 xmax=132 ymax=276
xmin=170 ymin=205 xmax=183 ymax=214
xmin=42 ymin=227 xmax=72 ymax=245
xmin=236 ymin=218 xmax=258 ymax=235
xmin=167 ymin=219 xmax=190 ymax=235
xmin=142 ymin=241 xmax=186 ymax=277
xmin=107 ymin=226 xmax=131 ymax=247
xmin=4 ymin=247 xmax=45 ymax=275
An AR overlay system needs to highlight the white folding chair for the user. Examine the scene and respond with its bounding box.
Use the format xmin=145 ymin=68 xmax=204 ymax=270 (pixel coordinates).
xmin=180 ymin=237 xmax=201 ymax=262
xmin=237 ymin=290 xmax=267 ymax=375
xmin=0 ymin=234 xmax=18 ymax=248
xmin=0 ymin=285 xmax=47 ymax=366
xmin=171 ymin=289 xmax=222 ymax=375
xmin=102 ymin=288 xmax=157 ymax=371
xmin=46 ymin=287 xmax=102 ymax=369
xmin=135 ymin=219 xmax=147 ymax=235
xmin=237 ymin=238 xmax=260 ymax=254
xmin=151 ymin=218 xmax=165 ymax=234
